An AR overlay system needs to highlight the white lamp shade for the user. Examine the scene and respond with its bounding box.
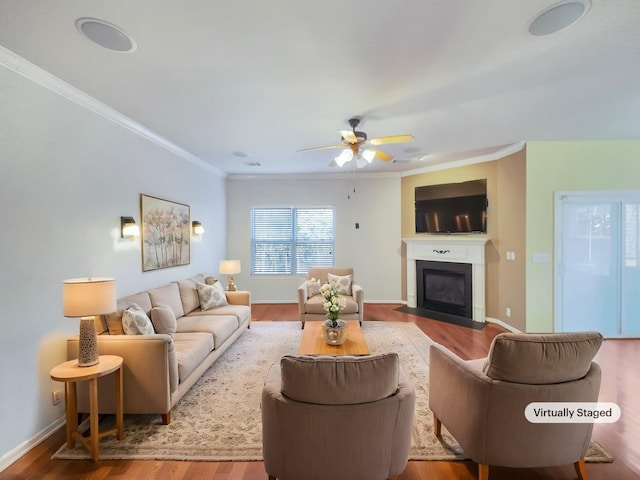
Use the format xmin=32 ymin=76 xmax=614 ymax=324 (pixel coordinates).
xmin=362 ymin=149 xmax=376 ymax=163
xmin=219 ymin=260 xmax=241 ymax=275
xmin=334 ymin=149 xmax=353 ymax=167
xmin=63 ymin=277 xmax=116 ymax=317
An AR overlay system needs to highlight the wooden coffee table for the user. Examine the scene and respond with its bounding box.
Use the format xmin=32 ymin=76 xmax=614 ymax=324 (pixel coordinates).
xmin=298 ymin=320 xmax=370 ymax=355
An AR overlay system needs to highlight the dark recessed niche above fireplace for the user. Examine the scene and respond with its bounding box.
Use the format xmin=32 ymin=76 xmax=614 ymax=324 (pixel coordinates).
xmin=416 ymin=260 xmax=472 ymax=323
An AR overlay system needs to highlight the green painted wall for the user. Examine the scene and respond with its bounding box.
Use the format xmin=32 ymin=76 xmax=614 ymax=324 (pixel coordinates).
xmin=526 ymin=141 xmax=640 ymax=332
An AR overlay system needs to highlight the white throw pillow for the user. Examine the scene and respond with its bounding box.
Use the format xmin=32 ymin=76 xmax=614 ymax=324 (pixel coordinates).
xmin=328 ymin=273 xmax=352 ymax=295
xmin=197 ymin=281 xmax=228 ymax=310
xmin=306 ymin=278 xmax=321 ymax=298
xmin=122 ymin=303 xmax=155 ymax=335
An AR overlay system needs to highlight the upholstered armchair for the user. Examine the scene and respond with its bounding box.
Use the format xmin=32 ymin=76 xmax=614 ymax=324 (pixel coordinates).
xmin=297 ymin=267 xmax=363 ymax=328
xmin=429 ymin=331 xmax=603 ymax=480
xmin=261 ymin=353 xmax=415 ymax=480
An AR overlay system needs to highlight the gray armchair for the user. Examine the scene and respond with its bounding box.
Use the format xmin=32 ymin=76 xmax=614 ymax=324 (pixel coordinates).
xmin=429 ymin=331 xmax=603 ymax=480
xmin=261 ymin=353 xmax=415 ymax=480
xmin=297 ymin=267 xmax=364 ymax=328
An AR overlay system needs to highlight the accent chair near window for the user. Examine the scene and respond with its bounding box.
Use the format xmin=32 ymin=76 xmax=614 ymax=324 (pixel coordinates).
xmin=297 ymin=267 xmax=364 ymax=328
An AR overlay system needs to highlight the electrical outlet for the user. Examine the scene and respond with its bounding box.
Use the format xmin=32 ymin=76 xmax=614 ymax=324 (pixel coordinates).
xmin=52 ymin=390 xmax=62 ymax=406
xmin=506 ymin=307 xmax=512 ymax=318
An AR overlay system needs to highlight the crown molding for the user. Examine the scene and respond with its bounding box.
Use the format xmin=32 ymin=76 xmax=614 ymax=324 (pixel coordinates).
xmin=0 ymin=45 xmax=226 ymax=178
xmin=400 ymin=142 xmax=526 ymax=177
xmin=227 ymin=171 xmax=402 ymax=181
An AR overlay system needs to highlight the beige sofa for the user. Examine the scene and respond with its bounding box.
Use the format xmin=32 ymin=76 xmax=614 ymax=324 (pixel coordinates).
xmin=297 ymin=267 xmax=364 ymax=327
xmin=67 ymin=274 xmax=250 ymax=424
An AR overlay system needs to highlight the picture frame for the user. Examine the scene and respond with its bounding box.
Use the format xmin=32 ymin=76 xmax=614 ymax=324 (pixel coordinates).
xmin=140 ymin=194 xmax=190 ymax=272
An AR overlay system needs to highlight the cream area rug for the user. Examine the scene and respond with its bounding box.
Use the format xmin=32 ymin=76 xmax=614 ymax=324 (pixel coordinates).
xmin=53 ymin=321 xmax=612 ymax=462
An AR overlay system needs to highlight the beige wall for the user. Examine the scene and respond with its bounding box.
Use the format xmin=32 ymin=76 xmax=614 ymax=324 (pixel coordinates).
xmin=401 ymin=150 xmax=526 ymax=330
xmin=526 ymin=140 xmax=640 ymax=332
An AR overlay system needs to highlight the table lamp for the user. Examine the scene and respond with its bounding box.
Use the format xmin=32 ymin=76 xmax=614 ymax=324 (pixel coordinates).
xmin=63 ymin=277 xmax=116 ymax=367
xmin=219 ymin=260 xmax=241 ymax=291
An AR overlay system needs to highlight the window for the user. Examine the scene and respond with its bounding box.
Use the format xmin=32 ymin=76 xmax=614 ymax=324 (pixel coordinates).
xmin=251 ymin=207 xmax=334 ymax=275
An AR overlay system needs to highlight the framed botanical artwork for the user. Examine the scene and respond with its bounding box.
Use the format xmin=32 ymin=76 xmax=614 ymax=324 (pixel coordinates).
xmin=140 ymin=194 xmax=190 ymax=272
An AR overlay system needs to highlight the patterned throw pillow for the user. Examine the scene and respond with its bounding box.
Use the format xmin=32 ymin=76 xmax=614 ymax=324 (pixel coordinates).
xmin=197 ymin=281 xmax=228 ymax=310
xmin=328 ymin=273 xmax=353 ymax=296
xmin=122 ymin=303 xmax=155 ymax=335
xmin=306 ymin=278 xmax=321 ymax=298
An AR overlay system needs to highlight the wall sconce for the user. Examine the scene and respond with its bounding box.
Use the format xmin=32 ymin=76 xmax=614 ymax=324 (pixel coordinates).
xmin=192 ymin=220 xmax=205 ymax=235
xmin=120 ymin=216 xmax=139 ymax=238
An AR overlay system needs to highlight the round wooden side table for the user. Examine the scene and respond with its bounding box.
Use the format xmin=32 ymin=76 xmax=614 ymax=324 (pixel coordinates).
xmin=50 ymin=354 xmax=124 ymax=461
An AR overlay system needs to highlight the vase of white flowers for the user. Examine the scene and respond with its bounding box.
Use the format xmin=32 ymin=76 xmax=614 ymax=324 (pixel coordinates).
xmin=320 ymin=282 xmax=347 ymax=345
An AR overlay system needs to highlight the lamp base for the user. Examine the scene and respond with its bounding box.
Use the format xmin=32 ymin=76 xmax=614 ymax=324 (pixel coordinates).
xmin=227 ymin=275 xmax=237 ymax=292
xmin=78 ymin=317 xmax=100 ymax=367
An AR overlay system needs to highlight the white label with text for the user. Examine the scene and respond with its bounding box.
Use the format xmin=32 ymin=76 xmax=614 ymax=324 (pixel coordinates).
xmin=525 ymin=402 xmax=621 ymax=423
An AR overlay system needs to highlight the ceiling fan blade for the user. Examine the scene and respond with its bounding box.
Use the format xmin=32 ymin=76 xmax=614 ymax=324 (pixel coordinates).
xmin=373 ymin=149 xmax=393 ymax=162
xmin=340 ymin=130 xmax=358 ymax=144
xmin=296 ymin=144 xmax=345 ymax=153
xmin=369 ymin=134 xmax=414 ymax=146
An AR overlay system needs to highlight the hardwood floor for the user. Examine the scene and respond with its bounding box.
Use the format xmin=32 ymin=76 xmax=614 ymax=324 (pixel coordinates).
xmin=2 ymin=304 xmax=638 ymax=480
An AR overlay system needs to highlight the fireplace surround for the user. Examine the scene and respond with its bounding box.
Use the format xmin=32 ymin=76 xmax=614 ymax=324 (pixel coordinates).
xmin=403 ymin=236 xmax=489 ymax=323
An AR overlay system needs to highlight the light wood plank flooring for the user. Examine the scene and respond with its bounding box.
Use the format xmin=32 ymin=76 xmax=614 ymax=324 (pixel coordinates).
xmin=1 ymin=304 xmax=637 ymax=480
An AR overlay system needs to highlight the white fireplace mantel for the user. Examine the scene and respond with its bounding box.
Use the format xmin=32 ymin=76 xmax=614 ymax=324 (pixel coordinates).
xmin=403 ymin=235 xmax=490 ymax=322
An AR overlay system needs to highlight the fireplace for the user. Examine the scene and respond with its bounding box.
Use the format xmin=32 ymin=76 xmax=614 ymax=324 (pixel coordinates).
xmin=403 ymin=236 xmax=488 ymax=323
xmin=417 ymin=260 xmax=472 ymax=321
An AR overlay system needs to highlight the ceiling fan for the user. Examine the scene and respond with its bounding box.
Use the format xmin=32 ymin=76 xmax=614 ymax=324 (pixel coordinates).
xmin=297 ymin=117 xmax=414 ymax=168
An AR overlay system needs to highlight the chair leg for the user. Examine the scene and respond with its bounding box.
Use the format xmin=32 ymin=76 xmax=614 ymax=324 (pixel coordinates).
xmin=433 ymin=414 xmax=442 ymax=436
xmin=478 ymin=464 xmax=489 ymax=480
xmin=574 ymin=458 xmax=589 ymax=480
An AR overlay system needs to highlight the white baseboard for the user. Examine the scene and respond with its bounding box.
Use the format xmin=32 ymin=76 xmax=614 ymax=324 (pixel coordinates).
xmin=0 ymin=416 xmax=65 ymax=473
xmin=485 ymin=316 xmax=522 ymax=332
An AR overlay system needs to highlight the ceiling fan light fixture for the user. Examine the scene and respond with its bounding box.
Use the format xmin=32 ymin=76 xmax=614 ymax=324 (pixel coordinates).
xmin=362 ymin=149 xmax=376 ymax=163
xmin=335 ymin=149 xmax=353 ymax=167
xmin=355 ymin=156 xmax=365 ymax=168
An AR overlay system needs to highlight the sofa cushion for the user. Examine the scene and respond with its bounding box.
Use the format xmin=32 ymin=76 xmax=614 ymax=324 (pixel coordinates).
xmin=176 ymin=279 xmax=200 ymax=315
xmin=483 ymin=331 xmax=603 ymax=384
xmin=306 ymin=278 xmax=322 ymax=297
xmin=173 ymin=332 xmax=214 ymax=383
xmin=150 ymin=304 xmax=177 ymax=337
xmin=122 ymin=304 xmax=155 ymax=335
xmin=197 ymin=281 xmax=228 ymax=310
xmin=148 ymin=283 xmax=185 ymax=319
xmin=176 ymin=315 xmax=239 ymax=349
xmin=304 ymin=294 xmax=358 ymax=315
xmin=105 ymin=291 xmax=152 ymax=335
xmin=281 ymin=353 xmax=399 ymax=405
xmin=187 ymin=304 xmax=250 ymax=326
xmin=328 ymin=273 xmax=352 ymax=295
xmin=175 ymin=274 xmax=208 ymax=314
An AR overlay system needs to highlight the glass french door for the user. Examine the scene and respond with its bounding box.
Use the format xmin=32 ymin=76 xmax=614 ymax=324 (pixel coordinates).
xmin=556 ymin=192 xmax=640 ymax=338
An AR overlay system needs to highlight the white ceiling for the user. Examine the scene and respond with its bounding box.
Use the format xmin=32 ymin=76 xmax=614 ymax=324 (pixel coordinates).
xmin=1 ymin=0 xmax=639 ymax=175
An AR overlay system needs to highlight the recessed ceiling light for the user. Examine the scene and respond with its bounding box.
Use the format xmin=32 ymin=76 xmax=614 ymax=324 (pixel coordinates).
xmin=403 ymin=147 xmax=421 ymax=154
xmin=528 ymin=1 xmax=590 ymax=37
xmin=233 ymin=151 xmax=250 ymax=158
xmin=76 ymin=18 xmax=136 ymax=52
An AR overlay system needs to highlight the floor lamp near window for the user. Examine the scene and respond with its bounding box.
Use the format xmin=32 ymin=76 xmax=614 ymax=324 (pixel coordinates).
xmin=62 ymin=277 xmax=116 ymax=367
